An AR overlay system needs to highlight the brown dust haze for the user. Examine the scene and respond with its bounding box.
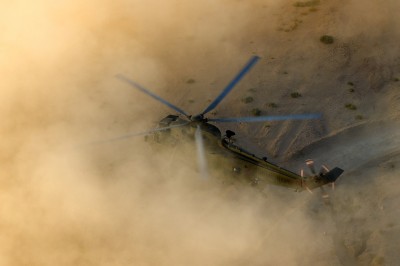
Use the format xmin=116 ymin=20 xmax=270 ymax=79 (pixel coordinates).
xmin=1 ymin=0 xmax=400 ymax=265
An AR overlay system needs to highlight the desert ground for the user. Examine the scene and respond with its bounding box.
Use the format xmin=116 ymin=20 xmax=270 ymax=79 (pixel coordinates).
xmin=1 ymin=0 xmax=400 ymax=265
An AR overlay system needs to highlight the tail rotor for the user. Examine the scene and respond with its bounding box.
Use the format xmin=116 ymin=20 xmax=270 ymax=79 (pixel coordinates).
xmin=305 ymin=159 xmax=316 ymax=175
xmin=320 ymin=164 xmax=330 ymax=175
xmin=320 ymin=164 xmax=335 ymax=190
xmin=302 ymin=159 xmax=343 ymax=198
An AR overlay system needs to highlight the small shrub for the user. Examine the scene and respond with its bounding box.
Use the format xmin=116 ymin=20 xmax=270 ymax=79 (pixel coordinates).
xmin=186 ymin=78 xmax=195 ymax=84
xmin=355 ymin=114 xmax=363 ymax=120
xmin=251 ymin=108 xmax=261 ymax=116
xmin=242 ymin=96 xmax=254 ymax=103
xmin=290 ymin=92 xmax=302 ymax=98
xmin=283 ymin=71 xmax=288 ymax=75
xmin=345 ymin=103 xmax=357 ymax=110
xmin=309 ymin=7 xmax=318 ymax=12
xmin=320 ymin=35 xmax=334 ymax=44
xmin=347 ymin=81 xmax=354 ymax=86
xmin=188 ymin=99 xmax=195 ymax=103
xmin=268 ymin=102 xmax=278 ymax=108
xmin=348 ymin=88 xmax=355 ymax=93
xmin=393 ymin=78 xmax=399 ymax=82
xmin=388 ymin=222 xmax=396 ymax=227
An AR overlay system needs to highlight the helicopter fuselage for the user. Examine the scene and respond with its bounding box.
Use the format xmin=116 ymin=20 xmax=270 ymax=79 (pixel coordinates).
xmin=149 ymin=115 xmax=341 ymax=192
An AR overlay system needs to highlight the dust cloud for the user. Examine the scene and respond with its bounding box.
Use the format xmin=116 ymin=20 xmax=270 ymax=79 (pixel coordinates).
xmin=1 ymin=0 xmax=400 ymax=265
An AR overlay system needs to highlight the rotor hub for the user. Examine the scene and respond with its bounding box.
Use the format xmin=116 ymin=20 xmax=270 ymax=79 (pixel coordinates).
xmin=190 ymin=114 xmax=206 ymax=122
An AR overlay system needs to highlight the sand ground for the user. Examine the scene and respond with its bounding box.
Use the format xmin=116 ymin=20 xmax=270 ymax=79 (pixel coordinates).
xmin=1 ymin=0 xmax=400 ymax=265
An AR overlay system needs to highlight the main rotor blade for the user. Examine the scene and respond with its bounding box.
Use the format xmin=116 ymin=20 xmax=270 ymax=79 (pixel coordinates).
xmin=200 ymin=56 xmax=260 ymax=116
xmin=195 ymin=125 xmax=208 ymax=179
xmin=208 ymin=113 xmax=322 ymax=123
xmin=116 ymin=74 xmax=189 ymax=117
xmin=90 ymin=122 xmax=189 ymax=145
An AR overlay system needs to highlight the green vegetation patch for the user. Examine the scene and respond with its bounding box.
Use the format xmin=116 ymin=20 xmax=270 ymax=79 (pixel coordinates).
xmin=251 ymin=108 xmax=262 ymax=116
xmin=242 ymin=96 xmax=254 ymax=103
xmin=320 ymin=35 xmax=334 ymax=44
xmin=186 ymin=78 xmax=195 ymax=84
xmin=293 ymin=0 xmax=320 ymax=7
xmin=345 ymin=103 xmax=357 ymax=110
xmin=267 ymin=102 xmax=278 ymax=108
xmin=290 ymin=92 xmax=302 ymax=98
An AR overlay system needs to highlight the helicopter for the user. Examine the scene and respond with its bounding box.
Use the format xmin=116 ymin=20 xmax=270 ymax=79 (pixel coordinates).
xmin=108 ymin=55 xmax=343 ymax=193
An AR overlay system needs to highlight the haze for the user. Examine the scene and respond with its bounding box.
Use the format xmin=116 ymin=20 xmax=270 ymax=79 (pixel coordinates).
xmin=1 ymin=1 xmax=400 ymax=265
